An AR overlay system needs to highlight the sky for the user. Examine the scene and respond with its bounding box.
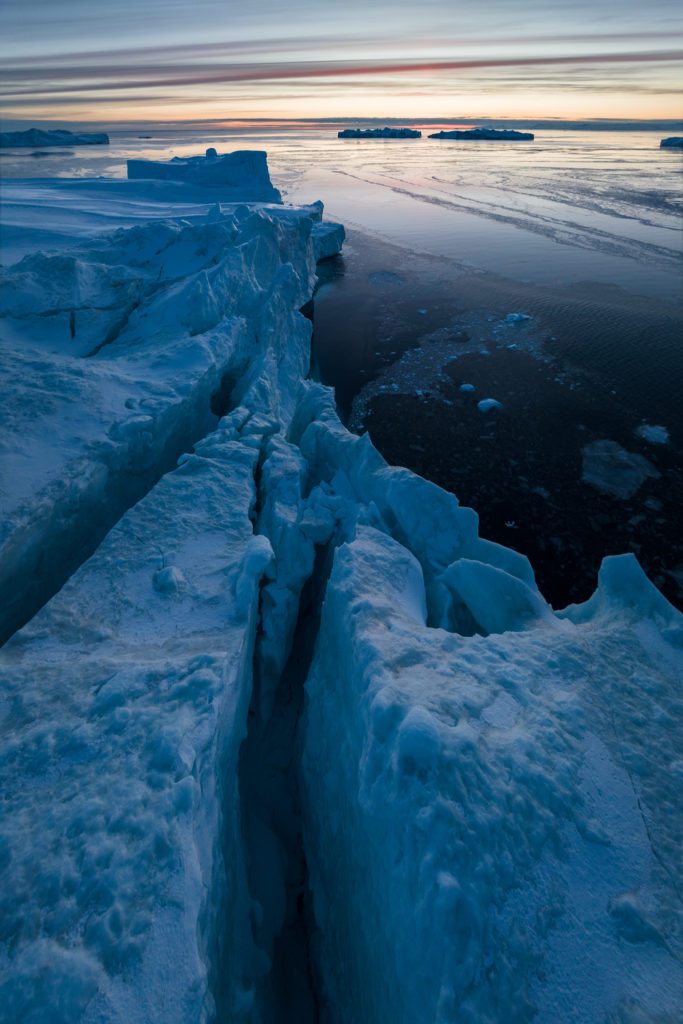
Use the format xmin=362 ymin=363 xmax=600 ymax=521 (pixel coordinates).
xmin=1 ymin=0 xmax=682 ymax=124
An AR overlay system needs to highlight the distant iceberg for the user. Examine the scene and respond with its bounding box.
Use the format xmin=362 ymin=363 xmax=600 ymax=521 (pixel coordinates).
xmin=127 ymin=147 xmax=282 ymax=200
xmin=430 ymin=127 xmax=535 ymax=141
xmin=338 ymin=127 xmax=422 ymax=139
xmin=660 ymin=136 xmax=683 ymax=149
xmin=0 ymin=128 xmax=109 ymax=147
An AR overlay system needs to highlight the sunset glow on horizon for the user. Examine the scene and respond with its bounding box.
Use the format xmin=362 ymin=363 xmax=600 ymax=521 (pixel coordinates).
xmin=1 ymin=0 xmax=682 ymax=124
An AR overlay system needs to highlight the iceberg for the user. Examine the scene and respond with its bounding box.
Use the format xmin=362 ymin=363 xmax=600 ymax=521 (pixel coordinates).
xmin=0 ymin=128 xmax=109 ymax=147
xmin=660 ymin=137 xmax=683 ymax=148
xmin=429 ymin=128 xmax=535 ymax=141
xmin=127 ymin=148 xmax=282 ymax=201
xmin=338 ymin=127 xmax=422 ymax=139
xmin=1 ymin=148 xmax=681 ymax=1023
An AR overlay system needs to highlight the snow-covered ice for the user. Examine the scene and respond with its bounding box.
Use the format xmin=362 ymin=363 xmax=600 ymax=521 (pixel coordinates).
xmin=0 ymin=148 xmax=681 ymax=1023
xmin=127 ymin=149 xmax=281 ymax=201
xmin=0 ymin=128 xmax=109 ymax=147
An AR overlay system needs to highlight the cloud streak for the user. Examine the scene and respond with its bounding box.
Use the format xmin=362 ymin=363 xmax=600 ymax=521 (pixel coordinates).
xmin=3 ymin=50 xmax=682 ymax=100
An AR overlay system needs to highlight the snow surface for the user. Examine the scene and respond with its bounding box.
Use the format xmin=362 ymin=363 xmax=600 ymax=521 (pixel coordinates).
xmin=0 ymin=149 xmax=681 ymax=1023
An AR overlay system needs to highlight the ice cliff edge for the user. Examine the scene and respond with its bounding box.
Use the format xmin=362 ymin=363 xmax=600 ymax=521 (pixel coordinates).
xmin=127 ymin=147 xmax=282 ymax=200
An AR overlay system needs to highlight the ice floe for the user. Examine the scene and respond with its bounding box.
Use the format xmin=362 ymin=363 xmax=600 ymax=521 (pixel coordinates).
xmin=636 ymin=423 xmax=670 ymax=445
xmin=582 ymin=439 xmax=660 ymax=499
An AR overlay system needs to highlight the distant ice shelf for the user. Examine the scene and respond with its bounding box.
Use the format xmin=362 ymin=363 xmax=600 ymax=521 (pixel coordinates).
xmin=0 ymin=149 xmax=681 ymax=1024
xmin=429 ymin=127 xmax=535 ymax=141
xmin=338 ymin=127 xmax=422 ymax=139
xmin=0 ymin=127 xmax=109 ymax=147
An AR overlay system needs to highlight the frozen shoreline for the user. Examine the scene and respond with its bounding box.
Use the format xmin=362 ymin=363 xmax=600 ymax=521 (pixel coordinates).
xmin=0 ymin=154 xmax=681 ymax=1022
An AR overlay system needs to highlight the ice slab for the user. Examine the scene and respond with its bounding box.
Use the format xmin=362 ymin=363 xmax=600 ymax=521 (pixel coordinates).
xmin=127 ymin=149 xmax=282 ymax=202
xmin=302 ymin=529 xmax=683 ymax=1023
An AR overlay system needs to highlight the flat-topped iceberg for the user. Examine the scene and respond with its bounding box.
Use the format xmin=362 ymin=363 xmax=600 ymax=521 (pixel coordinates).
xmin=338 ymin=127 xmax=421 ymax=139
xmin=127 ymin=148 xmax=282 ymax=201
xmin=0 ymin=127 xmax=109 ymax=147
xmin=430 ymin=127 xmax=535 ymax=141
xmin=660 ymin=136 xmax=683 ymax=148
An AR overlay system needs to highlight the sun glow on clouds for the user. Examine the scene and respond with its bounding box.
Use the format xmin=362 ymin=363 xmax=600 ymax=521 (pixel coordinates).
xmin=1 ymin=0 xmax=682 ymax=123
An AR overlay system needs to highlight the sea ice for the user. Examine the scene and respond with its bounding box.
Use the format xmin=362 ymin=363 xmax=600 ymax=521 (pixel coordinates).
xmin=582 ymin=439 xmax=660 ymax=499
xmin=0 ymin=128 xmax=109 ymax=147
xmin=636 ymin=423 xmax=669 ymax=445
xmin=0 ymin=147 xmax=680 ymax=1024
xmin=477 ymin=397 xmax=502 ymax=412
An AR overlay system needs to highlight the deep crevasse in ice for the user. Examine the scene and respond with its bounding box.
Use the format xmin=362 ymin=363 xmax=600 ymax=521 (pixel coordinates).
xmin=0 ymin=155 xmax=681 ymax=1024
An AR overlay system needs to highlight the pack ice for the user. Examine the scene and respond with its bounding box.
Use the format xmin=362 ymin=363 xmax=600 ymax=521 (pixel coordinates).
xmin=0 ymin=152 xmax=681 ymax=1024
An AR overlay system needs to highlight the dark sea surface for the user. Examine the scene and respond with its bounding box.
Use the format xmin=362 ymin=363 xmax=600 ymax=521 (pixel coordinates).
xmin=2 ymin=126 xmax=682 ymax=607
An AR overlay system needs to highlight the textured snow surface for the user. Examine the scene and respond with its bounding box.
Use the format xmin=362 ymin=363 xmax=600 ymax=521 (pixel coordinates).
xmin=0 ymin=151 xmax=681 ymax=1024
xmin=302 ymin=528 xmax=683 ymax=1023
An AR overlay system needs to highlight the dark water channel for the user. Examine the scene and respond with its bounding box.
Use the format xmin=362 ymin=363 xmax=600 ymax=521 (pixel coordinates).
xmin=310 ymin=228 xmax=683 ymax=610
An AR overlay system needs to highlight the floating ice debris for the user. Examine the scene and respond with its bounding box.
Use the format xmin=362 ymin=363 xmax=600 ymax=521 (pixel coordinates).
xmin=504 ymin=312 xmax=531 ymax=325
xmin=417 ymin=308 xmax=428 ymax=315
xmin=460 ymin=383 xmax=476 ymax=392
xmin=478 ymin=398 xmax=502 ymax=412
xmin=581 ymin=440 xmax=660 ymax=499
xmin=636 ymin=423 xmax=669 ymax=445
